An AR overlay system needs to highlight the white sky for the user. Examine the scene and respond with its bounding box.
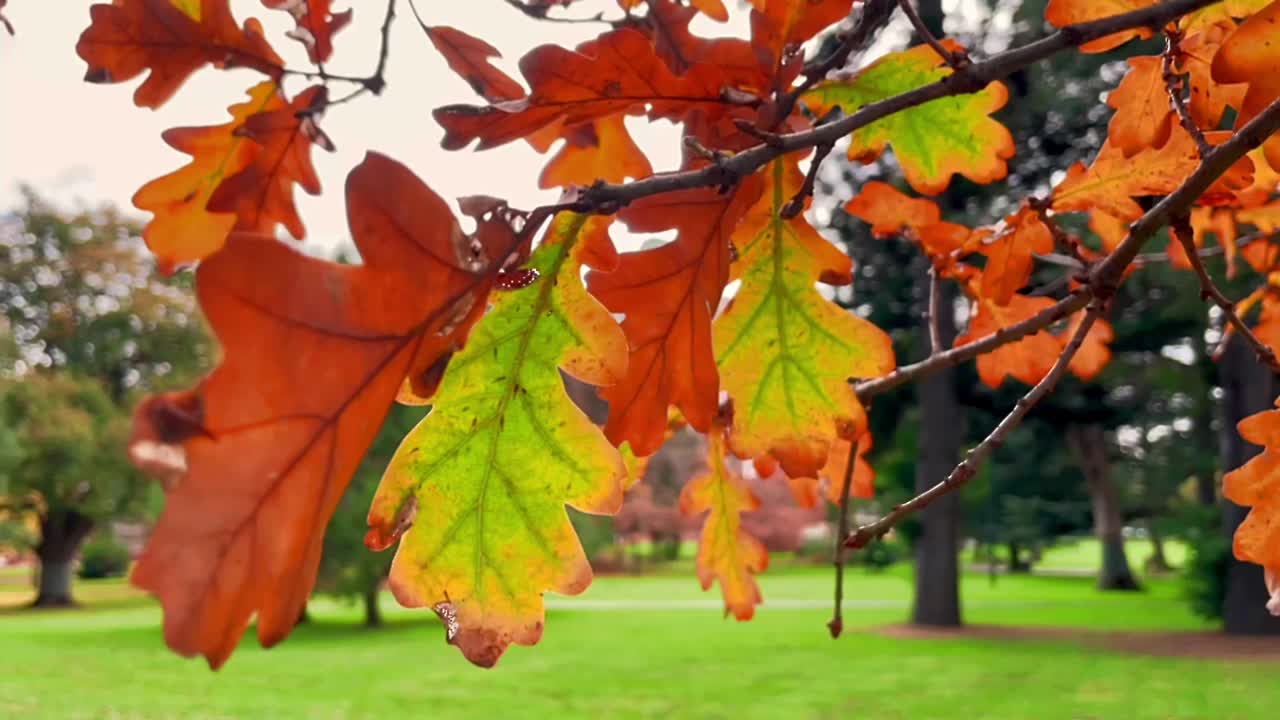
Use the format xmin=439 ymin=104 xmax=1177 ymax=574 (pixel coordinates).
xmin=0 ymin=0 xmax=716 ymax=254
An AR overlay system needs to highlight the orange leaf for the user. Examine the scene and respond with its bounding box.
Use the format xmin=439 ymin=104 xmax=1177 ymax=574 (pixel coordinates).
xmin=844 ymin=181 xmax=941 ymax=238
xmin=679 ymin=426 xmax=767 ymax=620
xmin=956 ymin=291 xmax=1063 ymax=388
xmin=261 ymin=0 xmax=351 ymax=64
xmin=1178 ymin=23 xmax=1248 ymax=131
xmin=1222 ymin=399 xmax=1280 ymax=604
xmin=1184 ymin=206 xmax=1239 ymax=276
xmin=586 ymin=177 xmax=765 ymax=455
xmin=132 ymin=81 xmax=278 ymax=271
xmin=205 ymin=85 xmax=332 ymax=240
xmin=424 ymin=24 xmax=526 ymax=102
xmin=434 ymin=28 xmax=739 ymax=151
xmin=1052 ymin=127 xmax=1252 ymax=220
xmin=76 ymin=0 xmax=283 ymax=108
xmin=978 ymin=206 xmax=1053 ymax=306
xmin=127 ymin=153 xmax=509 ymax=669
xmin=750 ymin=0 xmax=852 ymax=71
xmin=1212 ymin=1 xmax=1280 ymax=170
xmin=538 ymin=116 xmax=654 ymax=188
xmin=818 ymin=432 xmax=875 ymax=504
xmin=1106 ymin=56 xmax=1174 ymax=156
xmin=1065 ymin=311 xmax=1114 ymax=381
xmin=1044 ymin=0 xmax=1157 ymax=53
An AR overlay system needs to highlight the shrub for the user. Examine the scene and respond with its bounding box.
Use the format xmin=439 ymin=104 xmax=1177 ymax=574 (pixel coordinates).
xmin=78 ymin=534 xmax=130 ymax=580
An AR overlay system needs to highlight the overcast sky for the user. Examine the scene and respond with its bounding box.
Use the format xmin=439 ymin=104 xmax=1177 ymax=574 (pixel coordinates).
xmin=0 ymin=1 xmax=720 ymax=254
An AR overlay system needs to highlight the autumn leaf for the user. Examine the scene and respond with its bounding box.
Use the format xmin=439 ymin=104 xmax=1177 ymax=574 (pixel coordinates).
xmin=434 ymin=28 xmax=738 ymax=151
xmin=127 ymin=153 xmax=506 ymax=669
xmin=679 ymin=424 xmax=767 ymax=620
xmin=1065 ymin=311 xmax=1114 ymax=381
xmin=1223 ymin=399 xmax=1280 ymax=601
xmin=714 ymin=160 xmax=894 ymax=478
xmin=262 ymin=0 xmax=351 ymax=64
xmin=802 ymin=40 xmax=1015 ymax=195
xmin=749 ymin=0 xmax=852 ymax=72
xmin=587 ymin=177 xmax=764 ymax=456
xmin=424 ymin=24 xmax=526 ymax=103
xmin=1177 ymin=23 xmax=1247 ymax=131
xmin=539 ymin=116 xmax=654 ymax=188
xmin=205 ymin=85 xmax=332 ymax=240
xmin=957 ymin=290 xmax=1063 ymax=388
xmin=978 ymin=206 xmax=1053 ymax=306
xmin=819 ymin=430 xmax=875 ymax=505
xmin=1051 ymin=127 xmax=1253 ymax=219
xmin=1106 ymin=56 xmax=1174 ymax=156
xmin=1044 ymin=0 xmax=1157 ymax=53
xmin=1184 ymin=206 xmax=1239 ymax=276
xmin=132 ymin=81 xmax=278 ymax=271
xmin=1212 ymin=1 xmax=1280 ymax=170
xmin=77 ymin=0 xmax=284 ymax=108
xmin=365 ymin=213 xmax=627 ymax=668
xmin=843 ymin=181 xmax=941 ymax=238
xmin=620 ymin=0 xmax=728 ymax=22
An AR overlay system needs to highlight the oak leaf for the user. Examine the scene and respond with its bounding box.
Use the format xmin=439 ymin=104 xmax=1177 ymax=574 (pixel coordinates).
xmin=749 ymin=0 xmax=852 ymax=72
xmin=843 ymin=181 xmax=941 ymax=238
xmin=1222 ymin=398 xmax=1280 ymax=609
xmin=679 ymin=425 xmax=767 ymax=620
xmin=957 ymin=290 xmax=1062 ymax=388
xmin=424 ymin=24 xmax=526 ymax=103
xmin=127 ymin=152 xmax=506 ymax=669
xmin=132 ymin=81 xmax=278 ymax=271
xmin=1212 ymin=1 xmax=1280 ymax=170
xmin=77 ymin=0 xmax=284 ymax=108
xmin=587 ymin=177 xmax=765 ymax=456
xmin=1177 ymin=23 xmax=1247 ymax=131
xmin=714 ymin=160 xmax=894 ymax=478
xmin=1065 ymin=311 xmax=1114 ymax=381
xmin=205 ymin=85 xmax=332 ymax=240
xmin=539 ymin=116 xmax=654 ymax=188
xmin=366 ymin=213 xmax=627 ymax=667
xmin=262 ymin=0 xmax=351 ymax=64
xmin=1044 ymin=0 xmax=1156 ymax=53
xmin=978 ymin=206 xmax=1053 ymax=306
xmin=802 ymin=40 xmax=1015 ymax=195
xmin=1106 ymin=56 xmax=1174 ymax=156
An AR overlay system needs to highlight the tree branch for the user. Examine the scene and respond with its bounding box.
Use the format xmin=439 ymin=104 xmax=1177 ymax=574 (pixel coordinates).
xmin=846 ymin=300 xmax=1104 ymax=549
xmin=1172 ymin=216 xmax=1280 ymax=371
xmin=896 ymin=0 xmax=965 ymax=69
xmin=552 ymin=0 xmax=1219 ymax=214
xmin=1161 ymin=29 xmax=1210 ymax=156
xmin=828 ymin=433 xmax=860 ymax=638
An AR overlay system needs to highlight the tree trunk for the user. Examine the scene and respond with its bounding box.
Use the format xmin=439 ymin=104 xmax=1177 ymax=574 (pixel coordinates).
xmin=1066 ymin=424 xmax=1140 ymax=591
xmin=33 ymin=510 xmax=95 ymax=607
xmin=363 ymin=586 xmax=382 ymax=627
xmin=1218 ymin=334 xmax=1280 ymax=634
xmin=1145 ymin=519 xmax=1172 ymax=573
xmin=911 ymin=282 xmax=964 ymax=627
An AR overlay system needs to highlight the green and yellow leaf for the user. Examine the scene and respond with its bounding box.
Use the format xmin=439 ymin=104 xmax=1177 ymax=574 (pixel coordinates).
xmin=801 ymin=40 xmax=1014 ymax=195
xmin=365 ymin=213 xmax=627 ymax=668
xmin=679 ymin=425 xmax=767 ymax=620
xmin=714 ymin=160 xmax=894 ymax=479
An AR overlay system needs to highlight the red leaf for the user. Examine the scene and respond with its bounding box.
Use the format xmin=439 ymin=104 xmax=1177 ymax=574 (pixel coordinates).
xmin=206 ymin=85 xmax=333 ymax=240
xmin=424 ymin=24 xmax=526 ymax=103
xmin=262 ymin=0 xmax=351 ymax=64
xmin=128 ymin=153 xmax=510 ymax=669
xmin=587 ymin=176 xmax=765 ymax=455
xmin=76 ymin=0 xmax=284 ymax=108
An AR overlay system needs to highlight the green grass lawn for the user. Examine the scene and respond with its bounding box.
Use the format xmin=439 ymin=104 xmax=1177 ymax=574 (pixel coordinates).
xmin=0 ymin=563 xmax=1274 ymax=719
xmin=1033 ymin=537 xmax=1189 ymax=573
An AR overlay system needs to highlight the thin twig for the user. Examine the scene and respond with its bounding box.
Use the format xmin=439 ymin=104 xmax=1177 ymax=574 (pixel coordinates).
xmin=778 ymin=0 xmax=897 ymax=122
xmin=782 ymin=142 xmax=835 ymax=219
xmin=846 ymin=300 xmax=1105 ymax=549
xmin=828 ymin=434 xmax=860 ymax=638
xmin=1161 ymin=28 xmax=1210 ymax=156
xmin=1172 ymin=216 xmax=1280 ymax=371
xmin=549 ymin=0 xmax=1221 ymax=215
xmin=926 ymin=267 xmax=943 ymax=354
xmin=284 ymin=0 xmax=398 ymax=110
xmin=896 ymin=0 xmax=966 ymax=69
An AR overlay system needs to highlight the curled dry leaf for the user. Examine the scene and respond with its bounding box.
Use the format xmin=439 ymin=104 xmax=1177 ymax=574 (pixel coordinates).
xmin=261 ymin=0 xmax=351 ymax=64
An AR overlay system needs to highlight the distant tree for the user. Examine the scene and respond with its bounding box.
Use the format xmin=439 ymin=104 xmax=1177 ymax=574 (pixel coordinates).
xmin=0 ymin=191 xmax=211 ymax=605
